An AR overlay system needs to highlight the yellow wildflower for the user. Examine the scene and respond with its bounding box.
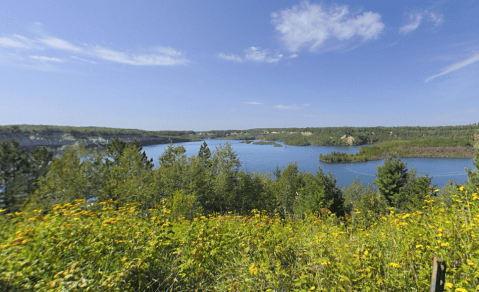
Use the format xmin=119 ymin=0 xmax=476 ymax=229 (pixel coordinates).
xmin=249 ymin=263 xmax=258 ymax=275
xmin=310 ymin=286 xmax=316 ymax=291
xmin=389 ymin=262 xmax=400 ymax=268
xmin=455 ymin=288 xmax=467 ymax=292
xmin=466 ymin=259 xmax=474 ymax=266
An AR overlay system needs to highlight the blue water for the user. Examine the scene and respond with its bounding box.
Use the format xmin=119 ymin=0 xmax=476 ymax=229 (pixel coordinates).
xmin=143 ymin=140 xmax=475 ymax=189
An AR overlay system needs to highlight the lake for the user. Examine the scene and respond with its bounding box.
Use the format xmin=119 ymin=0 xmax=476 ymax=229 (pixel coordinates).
xmin=143 ymin=139 xmax=475 ymax=189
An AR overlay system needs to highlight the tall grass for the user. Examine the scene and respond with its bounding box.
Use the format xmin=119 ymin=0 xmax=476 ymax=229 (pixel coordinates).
xmin=1 ymin=187 xmax=478 ymax=291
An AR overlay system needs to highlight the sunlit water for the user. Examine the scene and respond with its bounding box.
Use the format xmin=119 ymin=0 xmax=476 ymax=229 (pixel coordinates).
xmin=143 ymin=139 xmax=475 ymax=189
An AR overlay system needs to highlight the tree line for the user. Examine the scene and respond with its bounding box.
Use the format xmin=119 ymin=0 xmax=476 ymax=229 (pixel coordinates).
xmin=197 ymin=124 xmax=479 ymax=147
xmin=1 ymin=138 xmax=479 ymax=221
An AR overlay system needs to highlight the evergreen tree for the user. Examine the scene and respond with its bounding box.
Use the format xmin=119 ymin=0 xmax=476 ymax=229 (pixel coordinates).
xmin=0 ymin=140 xmax=52 ymax=212
xmin=106 ymin=137 xmax=153 ymax=169
xmin=374 ymin=156 xmax=408 ymax=207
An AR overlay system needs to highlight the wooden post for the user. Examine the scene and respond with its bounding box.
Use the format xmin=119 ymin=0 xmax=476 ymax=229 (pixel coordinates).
xmin=430 ymin=255 xmax=446 ymax=292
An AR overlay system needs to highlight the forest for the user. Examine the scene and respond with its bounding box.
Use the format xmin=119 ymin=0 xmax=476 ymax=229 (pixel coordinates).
xmin=1 ymin=134 xmax=479 ymax=291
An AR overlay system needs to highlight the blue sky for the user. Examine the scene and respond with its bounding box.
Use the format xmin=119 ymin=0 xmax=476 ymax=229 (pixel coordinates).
xmin=1 ymin=0 xmax=478 ymax=131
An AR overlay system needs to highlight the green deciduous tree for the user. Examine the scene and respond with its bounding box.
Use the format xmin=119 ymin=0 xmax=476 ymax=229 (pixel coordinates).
xmin=208 ymin=142 xmax=241 ymax=213
xmin=294 ymin=168 xmax=345 ymax=217
xmin=274 ymin=162 xmax=305 ymax=217
xmin=100 ymin=144 xmax=159 ymax=209
xmin=33 ymin=147 xmax=92 ymax=208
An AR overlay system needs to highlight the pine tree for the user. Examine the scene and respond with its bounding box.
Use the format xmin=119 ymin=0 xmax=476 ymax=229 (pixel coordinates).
xmin=374 ymin=156 xmax=408 ymax=207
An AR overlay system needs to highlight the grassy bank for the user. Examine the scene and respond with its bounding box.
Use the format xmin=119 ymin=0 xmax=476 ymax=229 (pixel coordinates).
xmin=320 ymin=139 xmax=475 ymax=163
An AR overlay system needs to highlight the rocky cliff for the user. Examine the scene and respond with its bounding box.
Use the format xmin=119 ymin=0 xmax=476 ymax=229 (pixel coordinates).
xmin=0 ymin=130 xmax=192 ymax=152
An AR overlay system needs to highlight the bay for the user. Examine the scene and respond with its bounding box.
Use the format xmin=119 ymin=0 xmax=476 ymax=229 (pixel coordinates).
xmin=142 ymin=139 xmax=475 ymax=189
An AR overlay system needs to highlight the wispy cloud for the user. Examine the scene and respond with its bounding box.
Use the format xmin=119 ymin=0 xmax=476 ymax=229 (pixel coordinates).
xmin=91 ymin=46 xmax=188 ymax=66
xmin=70 ymin=55 xmax=97 ymax=64
xmin=274 ymin=104 xmax=301 ymax=110
xmin=219 ymin=47 xmax=283 ymax=63
xmin=245 ymin=47 xmax=283 ymax=63
xmin=0 ymin=31 xmax=189 ymax=67
xmin=399 ymin=10 xmax=443 ymax=34
xmin=0 ymin=36 xmax=29 ymax=48
xmin=39 ymin=36 xmax=82 ymax=52
xmin=218 ymin=53 xmax=243 ymax=62
xmin=243 ymin=101 xmax=263 ymax=105
xmin=426 ymin=52 xmax=479 ymax=82
xmin=30 ymin=55 xmax=63 ymax=62
xmin=271 ymin=1 xmax=384 ymax=53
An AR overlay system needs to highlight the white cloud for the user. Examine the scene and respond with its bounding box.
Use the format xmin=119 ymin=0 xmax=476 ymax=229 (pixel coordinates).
xmin=219 ymin=47 xmax=283 ymax=63
xmin=30 ymin=55 xmax=63 ymax=62
xmin=289 ymin=53 xmax=299 ymax=58
xmin=39 ymin=37 xmax=82 ymax=52
xmin=274 ymin=104 xmax=301 ymax=110
xmin=243 ymin=101 xmax=263 ymax=105
xmin=301 ymin=103 xmax=310 ymax=107
xmin=0 ymin=32 xmax=189 ymax=67
xmin=426 ymin=53 xmax=479 ymax=82
xmin=71 ymin=55 xmax=97 ymax=64
xmin=399 ymin=10 xmax=443 ymax=34
xmin=218 ymin=53 xmax=243 ymax=62
xmin=245 ymin=46 xmax=283 ymax=63
xmin=0 ymin=37 xmax=28 ymax=48
xmin=271 ymin=1 xmax=384 ymax=52
xmin=155 ymin=46 xmax=182 ymax=56
xmin=92 ymin=46 xmax=189 ymax=66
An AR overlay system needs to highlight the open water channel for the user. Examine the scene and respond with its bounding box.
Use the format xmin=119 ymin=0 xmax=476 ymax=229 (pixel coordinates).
xmin=143 ymin=139 xmax=475 ymax=189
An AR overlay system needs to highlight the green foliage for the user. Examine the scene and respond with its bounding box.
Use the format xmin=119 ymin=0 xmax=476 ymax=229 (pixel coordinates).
xmin=343 ymin=178 xmax=388 ymax=218
xmin=274 ymin=162 xmax=306 ymax=216
xmin=100 ymin=144 xmax=160 ymax=209
xmin=374 ymin=156 xmax=436 ymax=211
xmin=295 ymin=168 xmax=345 ymax=217
xmin=400 ymin=170 xmax=436 ymax=211
xmin=33 ymin=147 xmax=97 ymax=208
xmin=466 ymin=148 xmax=479 ymax=189
xmin=374 ymin=156 xmax=409 ymax=207
xmin=0 ymin=140 xmax=52 ymax=212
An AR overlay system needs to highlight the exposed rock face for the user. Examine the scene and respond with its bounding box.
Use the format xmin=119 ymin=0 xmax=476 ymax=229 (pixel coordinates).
xmin=0 ymin=131 xmax=189 ymax=152
xmin=341 ymin=134 xmax=355 ymax=145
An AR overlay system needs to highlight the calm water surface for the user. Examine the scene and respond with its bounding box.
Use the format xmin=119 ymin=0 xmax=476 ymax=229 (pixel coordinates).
xmin=143 ymin=140 xmax=474 ymax=189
